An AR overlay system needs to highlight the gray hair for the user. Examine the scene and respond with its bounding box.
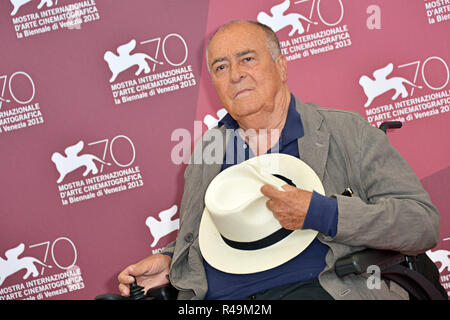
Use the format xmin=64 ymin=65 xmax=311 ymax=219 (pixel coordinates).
xmin=206 ymin=20 xmax=282 ymax=73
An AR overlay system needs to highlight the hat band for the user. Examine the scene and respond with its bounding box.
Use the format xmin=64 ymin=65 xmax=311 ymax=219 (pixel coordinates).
xmin=221 ymin=228 xmax=294 ymax=251
xmin=218 ymin=173 xmax=297 ymax=251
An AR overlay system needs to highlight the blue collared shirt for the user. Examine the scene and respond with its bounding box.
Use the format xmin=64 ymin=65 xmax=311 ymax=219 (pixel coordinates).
xmin=203 ymin=94 xmax=338 ymax=300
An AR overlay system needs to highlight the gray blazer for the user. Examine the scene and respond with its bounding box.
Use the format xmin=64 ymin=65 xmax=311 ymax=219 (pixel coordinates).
xmin=162 ymin=96 xmax=440 ymax=300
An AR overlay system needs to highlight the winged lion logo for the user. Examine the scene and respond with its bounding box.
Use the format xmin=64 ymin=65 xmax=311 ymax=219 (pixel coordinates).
xmin=104 ymin=39 xmax=164 ymax=83
xmin=51 ymin=140 xmax=111 ymax=183
xmin=257 ymin=0 xmax=317 ymax=36
xmin=0 ymin=243 xmax=52 ymax=286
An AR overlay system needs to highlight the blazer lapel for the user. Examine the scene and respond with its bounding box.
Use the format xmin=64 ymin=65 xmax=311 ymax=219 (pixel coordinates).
xmin=294 ymin=96 xmax=330 ymax=182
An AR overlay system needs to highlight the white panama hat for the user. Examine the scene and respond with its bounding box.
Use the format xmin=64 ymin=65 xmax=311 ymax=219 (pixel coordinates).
xmin=199 ymin=153 xmax=325 ymax=274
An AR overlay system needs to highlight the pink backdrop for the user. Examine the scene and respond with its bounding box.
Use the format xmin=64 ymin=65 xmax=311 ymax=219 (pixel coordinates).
xmin=0 ymin=0 xmax=449 ymax=300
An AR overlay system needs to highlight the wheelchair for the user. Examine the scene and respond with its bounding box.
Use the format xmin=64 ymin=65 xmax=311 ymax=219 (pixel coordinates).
xmin=334 ymin=121 xmax=446 ymax=300
xmin=95 ymin=121 xmax=447 ymax=300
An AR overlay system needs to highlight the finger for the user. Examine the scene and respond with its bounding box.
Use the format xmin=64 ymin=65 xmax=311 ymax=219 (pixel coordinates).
xmin=118 ymin=266 xmax=136 ymax=285
xmin=118 ymin=283 xmax=130 ymax=296
xmin=280 ymin=219 xmax=301 ymax=230
xmin=272 ymin=209 xmax=304 ymax=230
xmin=266 ymin=199 xmax=276 ymax=212
xmin=266 ymin=199 xmax=293 ymax=216
xmin=281 ymin=184 xmax=297 ymax=192
xmin=261 ymin=184 xmax=287 ymax=199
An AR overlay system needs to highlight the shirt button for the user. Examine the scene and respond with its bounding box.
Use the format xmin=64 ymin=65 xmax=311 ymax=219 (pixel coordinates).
xmin=243 ymin=144 xmax=247 ymax=149
xmin=184 ymin=232 xmax=194 ymax=243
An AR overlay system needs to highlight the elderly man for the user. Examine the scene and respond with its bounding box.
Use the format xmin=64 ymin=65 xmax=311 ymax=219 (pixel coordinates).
xmin=118 ymin=20 xmax=440 ymax=300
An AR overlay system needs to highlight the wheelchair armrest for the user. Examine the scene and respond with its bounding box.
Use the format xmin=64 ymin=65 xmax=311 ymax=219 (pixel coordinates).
xmin=146 ymin=283 xmax=178 ymax=300
xmin=94 ymin=283 xmax=178 ymax=300
xmin=335 ymin=249 xmax=447 ymax=299
xmin=335 ymin=249 xmax=406 ymax=277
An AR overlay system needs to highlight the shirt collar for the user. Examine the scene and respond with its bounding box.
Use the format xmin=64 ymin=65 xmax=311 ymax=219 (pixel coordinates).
xmin=280 ymin=93 xmax=304 ymax=146
xmin=218 ymin=111 xmax=238 ymax=130
xmin=218 ymin=93 xmax=304 ymax=147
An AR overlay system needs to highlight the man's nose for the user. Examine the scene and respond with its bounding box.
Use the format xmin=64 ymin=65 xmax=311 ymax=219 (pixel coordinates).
xmin=230 ymin=64 xmax=246 ymax=83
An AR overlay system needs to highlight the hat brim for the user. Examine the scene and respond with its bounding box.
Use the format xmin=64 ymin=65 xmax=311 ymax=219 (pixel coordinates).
xmin=199 ymin=153 xmax=325 ymax=274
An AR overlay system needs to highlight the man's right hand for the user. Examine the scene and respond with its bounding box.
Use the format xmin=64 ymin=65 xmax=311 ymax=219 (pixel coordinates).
xmin=118 ymin=253 xmax=172 ymax=297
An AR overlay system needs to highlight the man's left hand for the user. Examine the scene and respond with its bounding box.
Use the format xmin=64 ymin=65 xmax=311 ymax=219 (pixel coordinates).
xmin=260 ymin=184 xmax=312 ymax=230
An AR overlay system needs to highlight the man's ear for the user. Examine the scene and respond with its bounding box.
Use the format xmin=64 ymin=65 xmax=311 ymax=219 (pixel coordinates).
xmin=275 ymin=55 xmax=288 ymax=82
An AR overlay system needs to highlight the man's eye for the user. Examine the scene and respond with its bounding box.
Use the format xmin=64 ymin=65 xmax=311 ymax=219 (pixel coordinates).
xmin=244 ymin=57 xmax=253 ymax=62
xmin=216 ymin=65 xmax=226 ymax=71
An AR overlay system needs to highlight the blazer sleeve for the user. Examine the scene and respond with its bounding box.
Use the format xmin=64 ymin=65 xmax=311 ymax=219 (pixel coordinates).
xmin=160 ymin=162 xmax=194 ymax=258
xmin=161 ymin=241 xmax=176 ymax=257
xmin=332 ymin=120 xmax=440 ymax=255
